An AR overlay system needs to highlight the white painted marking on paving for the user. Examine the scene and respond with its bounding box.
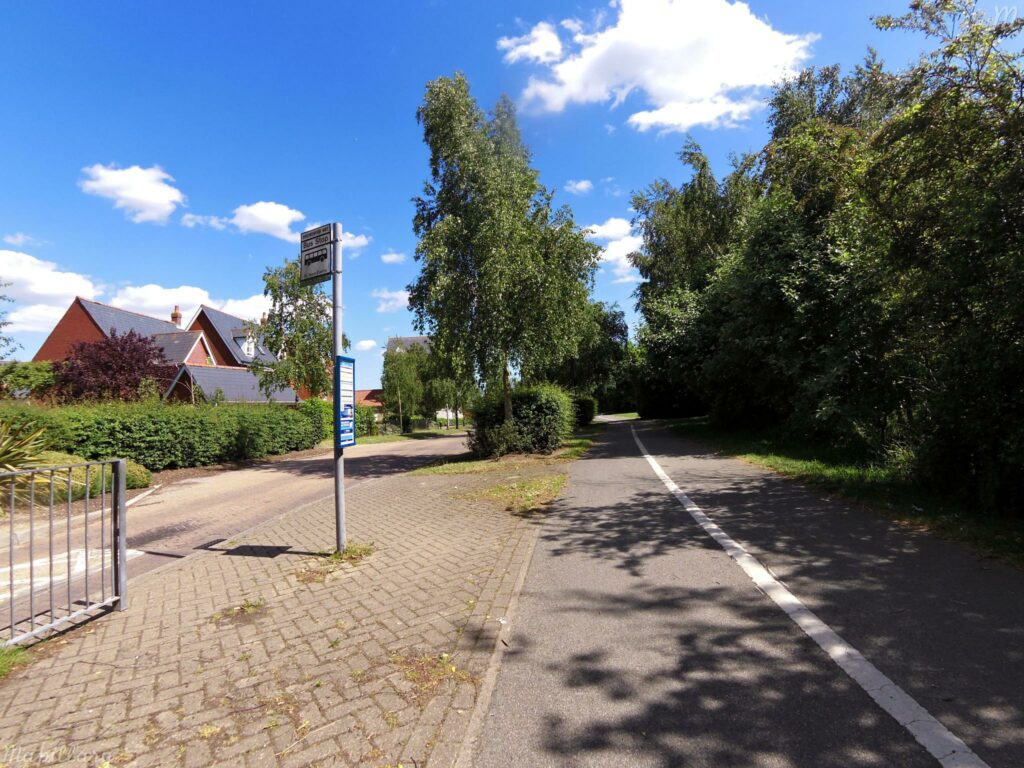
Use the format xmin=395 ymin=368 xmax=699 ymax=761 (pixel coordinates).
xmin=629 ymin=425 xmax=989 ymax=768
xmin=0 ymin=548 xmax=144 ymax=605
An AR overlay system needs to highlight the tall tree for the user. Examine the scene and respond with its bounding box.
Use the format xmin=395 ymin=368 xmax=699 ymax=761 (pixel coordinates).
xmin=381 ymin=344 xmax=426 ymax=431
xmin=409 ymin=74 xmax=599 ymax=421
xmin=248 ymin=258 xmax=349 ymax=399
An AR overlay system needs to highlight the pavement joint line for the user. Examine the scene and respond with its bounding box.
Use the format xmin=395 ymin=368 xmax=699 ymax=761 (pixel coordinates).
xmin=629 ymin=424 xmax=990 ymax=768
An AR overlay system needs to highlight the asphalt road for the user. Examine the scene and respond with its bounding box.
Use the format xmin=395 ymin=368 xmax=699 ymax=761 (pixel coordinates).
xmin=472 ymin=419 xmax=1022 ymax=768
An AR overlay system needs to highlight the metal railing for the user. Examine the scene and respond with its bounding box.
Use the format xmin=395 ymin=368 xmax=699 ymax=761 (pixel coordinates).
xmin=1 ymin=459 xmax=127 ymax=645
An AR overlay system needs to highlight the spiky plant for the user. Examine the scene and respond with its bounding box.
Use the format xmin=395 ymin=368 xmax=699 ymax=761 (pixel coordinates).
xmin=0 ymin=420 xmax=48 ymax=505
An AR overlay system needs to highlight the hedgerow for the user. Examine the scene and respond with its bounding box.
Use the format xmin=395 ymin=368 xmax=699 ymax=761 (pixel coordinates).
xmin=0 ymin=403 xmax=317 ymax=471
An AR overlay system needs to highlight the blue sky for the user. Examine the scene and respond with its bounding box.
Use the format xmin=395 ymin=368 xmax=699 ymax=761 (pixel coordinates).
xmin=0 ymin=0 xmax=934 ymax=387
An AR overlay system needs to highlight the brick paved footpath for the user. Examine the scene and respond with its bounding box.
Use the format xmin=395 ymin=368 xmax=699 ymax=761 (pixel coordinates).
xmin=0 ymin=465 xmax=547 ymax=768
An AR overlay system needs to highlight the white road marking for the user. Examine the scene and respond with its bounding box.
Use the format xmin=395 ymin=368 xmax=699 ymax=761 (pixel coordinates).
xmin=630 ymin=425 xmax=989 ymax=768
xmin=0 ymin=548 xmax=145 ymax=605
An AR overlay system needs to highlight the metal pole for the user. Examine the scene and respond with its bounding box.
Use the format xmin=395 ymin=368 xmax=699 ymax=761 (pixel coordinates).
xmin=332 ymin=222 xmax=347 ymax=552
xmin=112 ymin=459 xmax=127 ymax=610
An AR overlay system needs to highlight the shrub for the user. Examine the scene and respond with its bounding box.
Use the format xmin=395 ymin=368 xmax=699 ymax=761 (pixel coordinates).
xmin=0 ymin=362 xmax=55 ymax=400
xmin=572 ymin=395 xmax=598 ymax=427
xmin=0 ymin=403 xmax=318 ymax=471
xmin=469 ymin=384 xmax=574 ymax=457
xmin=355 ymin=405 xmax=378 ymax=437
xmin=31 ymin=451 xmax=149 ymax=499
xmin=299 ymin=398 xmax=332 ymax=441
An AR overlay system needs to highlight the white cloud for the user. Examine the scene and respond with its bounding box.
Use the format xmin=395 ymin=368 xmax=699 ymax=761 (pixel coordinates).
xmin=587 ymin=217 xmax=631 ymax=240
xmin=217 ymin=294 xmax=272 ymax=321
xmin=108 ymin=284 xmax=271 ymax=325
xmin=0 ymin=250 xmax=100 ymax=305
xmin=355 ymin=339 xmax=378 ymax=352
xmin=585 ymin=217 xmax=643 ymax=284
xmin=3 ymin=232 xmax=41 ymax=247
xmin=380 ymin=251 xmax=406 ymax=264
xmin=371 ymin=288 xmax=410 ymax=314
xmin=7 ymin=304 xmax=69 ymax=334
xmin=232 ymin=201 xmax=305 ymax=243
xmin=340 ymin=231 xmax=371 ymax=252
xmin=498 ymin=21 xmax=563 ymax=64
xmin=181 ymin=213 xmax=228 ymax=230
xmin=79 ymin=164 xmax=186 ymax=224
xmin=0 ymin=250 xmax=101 ymax=333
xmin=506 ymin=0 xmax=817 ymax=133
xmin=565 ymin=179 xmax=593 ymax=195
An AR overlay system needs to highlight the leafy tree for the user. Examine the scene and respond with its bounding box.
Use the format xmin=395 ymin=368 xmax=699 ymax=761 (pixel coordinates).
xmin=55 ymin=331 xmax=176 ymax=402
xmin=381 ymin=343 xmax=426 ymax=431
xmin=409 ymin=74 xmax=600 ymax=421
xmin=248 ymin=258 xmax=349 ymax=399
xmin=535 ymin=301 xmax=629 ymax=398
xmin=0 ymin=283 xmax=18 ymax=361
xmin=627 ymin=0 xmax=1024 ymax=510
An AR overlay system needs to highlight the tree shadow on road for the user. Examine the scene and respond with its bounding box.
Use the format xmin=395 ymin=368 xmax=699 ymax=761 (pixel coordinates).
xmin=519 ymin=422 xmax=1024 ymax=767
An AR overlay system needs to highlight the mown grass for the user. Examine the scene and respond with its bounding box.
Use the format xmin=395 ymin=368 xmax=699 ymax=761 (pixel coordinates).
xmin=355 ymin=428 xmax=468 ymax=446
xmin=460 ymin=473 xmax=569 ymax=518
xmin=410 ymin=435 xmax=595 ymax=476
xmin=602 ymin=412 xmax=640 ymax=420
xmin=0 ymin=645 xmax=28 ymax=679
xmin=666 ymin=416 xmax=1024 ymax=567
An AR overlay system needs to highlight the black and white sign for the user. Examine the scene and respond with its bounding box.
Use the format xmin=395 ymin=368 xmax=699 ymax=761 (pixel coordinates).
xmin=299 ymin=225 xmax=336 ymax=285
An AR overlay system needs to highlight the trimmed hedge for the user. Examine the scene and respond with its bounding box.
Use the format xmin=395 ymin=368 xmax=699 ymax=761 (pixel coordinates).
xmin=0 ymin=403 xmax=318 ymax=471
xmin=469 ymin=384 xmax=574 ymax=458
xmin=298 ymin=399 xmax=333 ymax=441
xmin=297 ymin=400 xmax=378 ymax=440
xmin=573 ymin=395 xmax=598 ymax=427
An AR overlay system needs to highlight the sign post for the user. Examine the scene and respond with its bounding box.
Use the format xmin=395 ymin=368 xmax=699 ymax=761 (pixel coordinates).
xmin=299 ymin=222 xmax=350 ymax=552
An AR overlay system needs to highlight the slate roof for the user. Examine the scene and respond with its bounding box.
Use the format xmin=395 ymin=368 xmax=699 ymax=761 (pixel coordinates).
xmin=171 ymin=365 xmax=296 ymax=403
xmin=195 ymin=305 xmax=277 ymax=365
xmin=151 ymin=332 xmax=203 ymax=364
xmin=79 ymin=299 xmax=180 ymax=339
xmin=386 ymin=336 xmax=431 ymax=354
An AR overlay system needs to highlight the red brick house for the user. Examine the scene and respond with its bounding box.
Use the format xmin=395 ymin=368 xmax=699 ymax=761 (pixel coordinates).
xmin=33 ymin=297 xmax=295 ymax=403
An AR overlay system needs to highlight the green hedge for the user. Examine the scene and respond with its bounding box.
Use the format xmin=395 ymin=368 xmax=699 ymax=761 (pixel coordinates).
xmin=469 ymin=384 xmax=574 ymax=457
xmin=0 ymin=403 xmax=318 ymax=471
xmin=298 ymin=399 xmax=332 ymax=441
xmin=572 ymin=395 xmax=598 ymax=427
xmin=355 ymin=405 xmax=378 ymax=437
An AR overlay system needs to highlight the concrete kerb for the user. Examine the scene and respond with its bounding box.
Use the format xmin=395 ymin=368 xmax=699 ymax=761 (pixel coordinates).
xmin=447 ymin=514 xmax=544 ymax=768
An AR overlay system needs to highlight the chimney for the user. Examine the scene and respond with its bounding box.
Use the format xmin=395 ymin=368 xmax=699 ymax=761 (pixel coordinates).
xmin=171 ymin=305 xmax=182 ymax=327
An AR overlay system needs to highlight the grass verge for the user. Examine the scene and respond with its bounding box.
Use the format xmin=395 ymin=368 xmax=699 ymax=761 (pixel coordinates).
xmin=667 ymin=417 xmax=1024 ymax=567
xmin=460 ymin=474 xmax=568 ymax=518
xmin=0 ymin=645 xmax=28 ymax=679
xmin=602 ymin=412 xmax=640 ymax=420
xmin=410 ymin=434 xmax=595 ymax=477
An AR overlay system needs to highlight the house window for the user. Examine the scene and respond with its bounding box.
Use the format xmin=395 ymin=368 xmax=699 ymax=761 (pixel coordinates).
xmin=237 ymin=336 xmax=255 ymax=357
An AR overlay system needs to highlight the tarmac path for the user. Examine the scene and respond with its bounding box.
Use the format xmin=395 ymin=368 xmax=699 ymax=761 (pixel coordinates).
xmin=471 ymin=419 xmax=1023 ymax=768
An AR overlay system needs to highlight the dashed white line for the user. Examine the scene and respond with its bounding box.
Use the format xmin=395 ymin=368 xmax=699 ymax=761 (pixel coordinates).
xmin=630 ymin=425 xmax=989 ymax=768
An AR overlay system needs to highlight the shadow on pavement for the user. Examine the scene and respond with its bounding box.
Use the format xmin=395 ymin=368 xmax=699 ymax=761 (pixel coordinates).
xmin=517 ymin=421 xmax=1024 ymax=767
